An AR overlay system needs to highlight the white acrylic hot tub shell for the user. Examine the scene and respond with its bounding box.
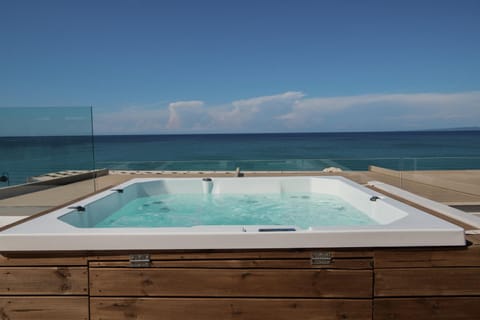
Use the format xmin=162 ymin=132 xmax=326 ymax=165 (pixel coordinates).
xmin=0 ymin=176 xmax=465 ymax=251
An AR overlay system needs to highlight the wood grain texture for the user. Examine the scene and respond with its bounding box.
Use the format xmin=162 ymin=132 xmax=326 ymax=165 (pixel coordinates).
xmin=89 ymin=258 xmax=373 ymax=269
xmin=90 ymin=268 xmax=372 ymax=298
xmin=466 ymin=234 xmax=480 ymax=244
xmin=375 ymin=268 xmax=480 ymax=296
xmin=0 ymin=297 xmax=88 ymax=320
xmin=0 ymin=253 xmax=87 ymax=266
xmin=87 ymin=249 xmax=373 ymax=262
xmin=374 ymin=246 xmax=480 ymax=268
xmin=0 ymin=267 xmax=88 ymax=295
xmin=91 ymin=298 xmax=372 ymax=320
xmin=374 ymin=297 xmax=480 ymax=320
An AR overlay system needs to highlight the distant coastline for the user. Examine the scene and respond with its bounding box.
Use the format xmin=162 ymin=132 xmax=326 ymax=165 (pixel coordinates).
xmin=429 ymin=126 xmax=480 ymax=132
xmin=2 ymin=128 xmax=480 ymax=138
xmin=93 ymin=127 xmax=480 ymax=136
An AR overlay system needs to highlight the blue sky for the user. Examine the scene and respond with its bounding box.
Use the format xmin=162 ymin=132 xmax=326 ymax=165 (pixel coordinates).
xmin=1 ymin=0 xmax=479 ymax=134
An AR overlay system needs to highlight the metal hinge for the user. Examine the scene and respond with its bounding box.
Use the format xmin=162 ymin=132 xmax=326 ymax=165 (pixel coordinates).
xmin=129 ymin=254 xmax=151 ymax=267
xmin=311 ymin=252 xmax=332 ymax=265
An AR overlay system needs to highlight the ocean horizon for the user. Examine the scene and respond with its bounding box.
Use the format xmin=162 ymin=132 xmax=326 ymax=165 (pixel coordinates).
xmin=2 ymin=130 xmax=480 ymax=185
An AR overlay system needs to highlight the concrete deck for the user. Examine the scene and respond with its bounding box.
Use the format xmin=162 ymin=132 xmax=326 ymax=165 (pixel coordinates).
xmin=1 ymin=168 xmax=480 ymax=228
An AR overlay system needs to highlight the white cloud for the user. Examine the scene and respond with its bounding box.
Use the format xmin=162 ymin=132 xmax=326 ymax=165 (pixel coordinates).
xmin=210 ymin=91 xmax=305 ymax=131
xmin=94 ymin=91 xmax=480 ymax=134
xmin=94 ymin=106 xmax=169 ymax=134
xmin=168 ymin=101 xmax=205 ymax=109
xmin=232 ymin=91 xmax=305 ymax=108
xmin=167 ymin=100 xmax=205 ymax=129
xmin=278 ymin=91 xmax=480 ymax=131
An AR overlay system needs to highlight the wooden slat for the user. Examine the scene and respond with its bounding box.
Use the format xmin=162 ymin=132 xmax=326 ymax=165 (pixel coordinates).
xmin=0 ymin=297 xmax=88 ymax=320
xmin=467 ymin=234 xmax=480 ymax=244
xmin=90 ymin=268 xmax=372 ymax=298
xmin=374 ymin=246 xmax=480 ymax=268
xmin=375 ymin=268 xmax=480 ymax=296
xmin=89 ymin=258 xmax=373 ymax=269
xmin=87 ymin=249 xmax=373 ymax=262
xmin=89 ymin=251 xmax=311 ymax=261
xmin=91 ymin=298 xmax=372 ymax=320
xmin=374 ymin=297 xmax=480 ymax=320
xmin=0 ymin=253 xmax=87 ymax=266
xmin=0 ymin=267 xmax=88 ymax=295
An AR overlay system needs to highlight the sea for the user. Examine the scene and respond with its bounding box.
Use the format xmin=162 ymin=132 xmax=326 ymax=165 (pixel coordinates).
xmin=1 ymin=131 xmax=480 ymax=186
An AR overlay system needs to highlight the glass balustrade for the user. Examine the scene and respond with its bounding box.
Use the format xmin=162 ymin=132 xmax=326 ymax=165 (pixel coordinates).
xmin=0 ymin=107 xmax=95 ymax=190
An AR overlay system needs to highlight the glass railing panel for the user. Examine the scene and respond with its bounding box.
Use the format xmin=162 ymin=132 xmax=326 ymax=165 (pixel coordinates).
xmin=97 ymin=157 xmax=480 ymax=173
xmin=99 ymin=160 xmax=235 ymax=172
xmin=406 ymin=157 xmax=480 ymax=171
xmin=0 ymin=107 xmax=95 ymax=193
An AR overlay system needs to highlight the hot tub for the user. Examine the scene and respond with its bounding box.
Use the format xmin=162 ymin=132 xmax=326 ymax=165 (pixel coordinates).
xmin=0 ymin=176 xmax=465 ymax=251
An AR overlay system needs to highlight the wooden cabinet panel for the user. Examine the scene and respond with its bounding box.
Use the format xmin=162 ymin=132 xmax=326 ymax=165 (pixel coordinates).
xmin=0 ymin=267 xmax=88 ymax=295
xmin=91 ymin=268 xmax=372 ymax=298
xmin=375 ymin=268 xmax=480 ymax=296
xmin=91 ymin=298 xmax=372 ymax=320
xmin=0 ymin=297 xmax=88 ymax=320
xmin=374 ymin=297 xmax=480 ymax=320
xmin=374 ymin=246 xmax=480 ymax=268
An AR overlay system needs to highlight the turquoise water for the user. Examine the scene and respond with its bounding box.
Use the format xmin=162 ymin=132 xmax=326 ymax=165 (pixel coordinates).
xmin=94 ymin=193 xmax=377 ymax=229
